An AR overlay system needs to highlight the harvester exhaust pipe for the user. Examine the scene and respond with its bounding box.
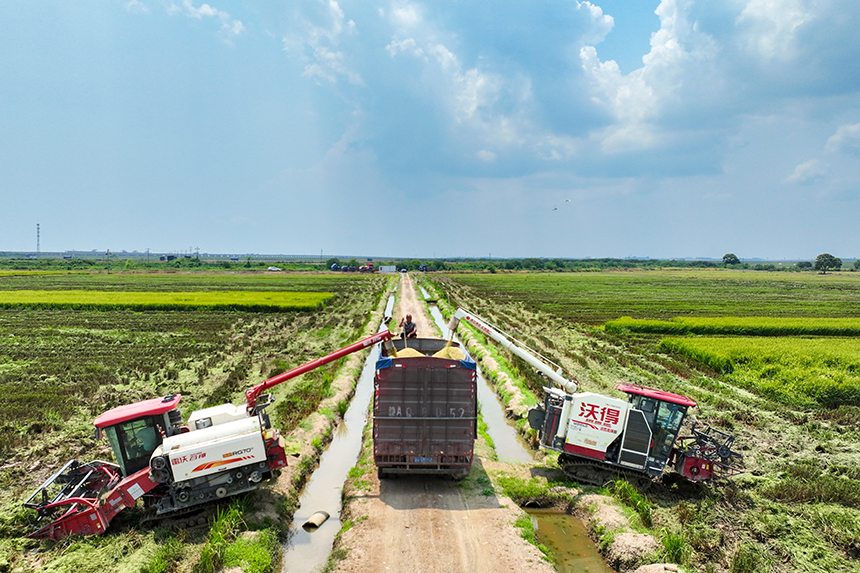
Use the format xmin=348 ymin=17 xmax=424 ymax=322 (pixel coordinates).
xmin=302 ymin=511 xmax=330 ymax=532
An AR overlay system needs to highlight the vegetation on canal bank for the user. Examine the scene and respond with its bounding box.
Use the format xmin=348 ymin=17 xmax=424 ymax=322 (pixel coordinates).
xmin=425 ymin=269 xmax=860 ymax=573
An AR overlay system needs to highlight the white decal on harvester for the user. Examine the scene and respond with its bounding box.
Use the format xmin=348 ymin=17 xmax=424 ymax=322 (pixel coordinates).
xmin=127 ymin=483 xmax=145 ymax=500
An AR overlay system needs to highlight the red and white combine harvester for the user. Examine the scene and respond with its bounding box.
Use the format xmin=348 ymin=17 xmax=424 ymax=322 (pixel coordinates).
xmin=23 ymin=330 xmax=395 ymax=539
xmin=446 ymin=307 xmax=743 ymax=488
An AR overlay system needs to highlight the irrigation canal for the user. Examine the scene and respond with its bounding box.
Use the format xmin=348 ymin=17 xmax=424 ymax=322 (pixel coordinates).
xmin=281 ymin=292 xmax=614 ymax=573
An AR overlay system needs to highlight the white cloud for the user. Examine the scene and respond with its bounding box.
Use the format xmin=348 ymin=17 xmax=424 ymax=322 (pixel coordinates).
xmin=825 ymin=123 xmax=860 ymax=154
xmin=390 ymin=2 xmax=423 ymax=28
xmin=168 ymin=0 xmax=244 ymax=38
xmin=125 ymin=0 xmax=149 ymax=14
xmin=786 ymin=158 xmax=828 ymax=184
xmin=281 ymin=0 xmax=362 ymax=86
xmin=276 ymin=0 xmax=860 ymax=182
xmin=385 ymin=37 xmax=423 ymax=58
xmin=735 ymin=0 xmax=810 ymax=61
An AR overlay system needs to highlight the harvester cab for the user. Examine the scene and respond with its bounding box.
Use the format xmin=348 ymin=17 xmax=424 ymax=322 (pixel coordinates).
xmin=94 ymin=394 xmax=184 ymax=478
xmin=615 ymin=383 xmax=695 ymax=476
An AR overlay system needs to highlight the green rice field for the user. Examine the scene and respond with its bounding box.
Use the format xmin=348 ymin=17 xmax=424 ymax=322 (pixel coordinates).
xmin=441 ymin=270 xmax=860 ymax=323
xmin=605 ymin=316 xmax=860 ymax=336
xmin=660 ymin=336 xmax=860 ymax=408
xmin=0 ymin=289 xmax=332 ymax=311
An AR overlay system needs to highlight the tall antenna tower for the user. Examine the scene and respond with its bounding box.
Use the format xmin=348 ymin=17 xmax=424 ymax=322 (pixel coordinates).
xmin=36 ymin=223 xmax=40 ymax=257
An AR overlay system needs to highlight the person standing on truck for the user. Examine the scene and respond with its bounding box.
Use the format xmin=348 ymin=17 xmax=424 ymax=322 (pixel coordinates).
xmin=399 ymin=314 xmax=417 ymax=339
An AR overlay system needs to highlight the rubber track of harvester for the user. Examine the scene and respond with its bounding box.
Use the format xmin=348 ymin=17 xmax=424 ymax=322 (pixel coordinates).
xmin=141 ymin=505 xmax=216 ymax=531
xmin=559 ymin=455 xmax=653 ymax=491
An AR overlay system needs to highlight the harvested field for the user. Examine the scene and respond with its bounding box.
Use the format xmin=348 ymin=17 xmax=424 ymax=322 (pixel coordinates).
xmin=0 ymin=271 xmax=389 ymax=572
xmin=426 ymin=270 xmax=860 ymax=573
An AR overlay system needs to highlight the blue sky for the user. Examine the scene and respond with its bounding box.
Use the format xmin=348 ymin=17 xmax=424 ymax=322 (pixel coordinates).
xmin=2 ymin=0 xmax=859 ymax=260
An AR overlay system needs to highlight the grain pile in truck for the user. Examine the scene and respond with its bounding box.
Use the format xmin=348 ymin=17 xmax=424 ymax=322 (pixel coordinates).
xmin=373 ymin=338 xmax=477 ymax=479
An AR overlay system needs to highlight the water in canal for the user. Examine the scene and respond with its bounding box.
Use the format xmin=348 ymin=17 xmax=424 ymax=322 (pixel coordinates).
xmin=281 ymin=297 xmax=393 ymax=573
xmin=527 ymin=509 xmax=616 ymax=573
xmin=427 ymin=304 xmax=532 ymax=463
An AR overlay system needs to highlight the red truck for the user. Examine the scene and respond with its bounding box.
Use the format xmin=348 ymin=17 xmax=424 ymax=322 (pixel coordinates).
xmin=373 ymin=338 xmax=477 ymax=479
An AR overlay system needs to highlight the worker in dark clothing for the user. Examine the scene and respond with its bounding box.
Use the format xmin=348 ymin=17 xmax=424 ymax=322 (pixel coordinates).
xmin=399 ymin=314 xmax=417 ymax=339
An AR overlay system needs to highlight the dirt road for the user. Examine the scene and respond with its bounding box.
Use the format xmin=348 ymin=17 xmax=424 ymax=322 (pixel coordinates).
xmin=332 ymin=273 xmax=554 ymax=573
xmin=390 ymin=273 xmax=438 ymax=340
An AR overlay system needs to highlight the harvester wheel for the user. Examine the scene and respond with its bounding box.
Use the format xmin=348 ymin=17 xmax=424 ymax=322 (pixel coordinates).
xmin=634 ymin=476 xmax=653 ymax=491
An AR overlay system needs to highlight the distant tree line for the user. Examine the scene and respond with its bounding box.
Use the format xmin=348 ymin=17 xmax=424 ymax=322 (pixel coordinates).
xmin=2 ymin=254 xmax=857 ymax=273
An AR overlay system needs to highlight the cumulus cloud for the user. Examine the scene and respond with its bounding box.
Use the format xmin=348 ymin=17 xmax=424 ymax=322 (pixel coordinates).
xmin=270 ymin=0 xmax=860 ymax=183
xmin=825 ymin=123 xmax=860 ymax=154
xmin=168 ymin=0 xmax=244 ymax=38
xmin=125 ymin=0 xmax=149 ymax=14
xmin=786 ymin=158 xmax=828 ymax=184
xmin=281 ymin=0 xmax=362 ymax=85
xmin=476 ymin=150 xmax=497 ymax=162
xmin=735 ymin=0 xmax=810 ymax=61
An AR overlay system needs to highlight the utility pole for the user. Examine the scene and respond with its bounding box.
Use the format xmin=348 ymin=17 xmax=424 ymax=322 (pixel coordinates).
xmin=106 ymin=249 xmax=111 ymax=274
xmin=36 ymin=224 xmax=40 ymax=257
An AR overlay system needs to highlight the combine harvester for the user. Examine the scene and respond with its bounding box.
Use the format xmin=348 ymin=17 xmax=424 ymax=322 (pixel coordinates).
xmin=23 ymin=330 xmax=395 ymax=539
xmin=446 ymin=307 xmax=743 ymax=488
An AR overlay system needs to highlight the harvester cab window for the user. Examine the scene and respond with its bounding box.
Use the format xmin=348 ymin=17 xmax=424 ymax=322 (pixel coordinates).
xmin=104 ymin=417 xmax=161 ymax=477
xmin=651 ymin=402 xmax=687 ymax=462
xmin=632 ymin=396 xmax=658 ymax=428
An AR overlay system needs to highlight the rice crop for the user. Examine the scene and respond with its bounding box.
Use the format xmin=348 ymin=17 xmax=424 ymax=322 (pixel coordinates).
xmin=0 ymin=270 xmax=371 ymax=293
xmin=659 ymin=336 xmax=860 ymax=408
xmin=437 ymin=270 xmax=860 ymax=324
xmin=605 ymin=316 xmax=860 ymax=336
xmin=0 ymin=290 xmax=332 ymax=311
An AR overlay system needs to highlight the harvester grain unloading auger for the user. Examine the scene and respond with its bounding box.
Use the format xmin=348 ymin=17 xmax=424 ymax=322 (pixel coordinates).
xmin=23 ymin=330 xmax=395 ymax=539
xmin=446 ymin=307 xmax=743 ymax=488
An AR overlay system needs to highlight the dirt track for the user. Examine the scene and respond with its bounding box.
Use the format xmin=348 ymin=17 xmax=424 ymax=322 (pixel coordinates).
xmin=332 ymin=273 xmax=555 ymax=573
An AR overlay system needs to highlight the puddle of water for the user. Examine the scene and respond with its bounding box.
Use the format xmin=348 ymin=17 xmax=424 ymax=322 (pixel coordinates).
xmin=526 ymin=509 xmax=617 ymax=573
xmin=427 ymin=305 xmax=533 ymax=464
xmin=282 ymin=299 xmax=392 ymax=573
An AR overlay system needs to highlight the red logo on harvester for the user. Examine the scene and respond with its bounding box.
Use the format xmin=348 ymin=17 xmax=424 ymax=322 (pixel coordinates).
xmin=577 ymin=403 xmax=621 ymax=434
xmin=171 ymin=452 xmax=206 ymax=466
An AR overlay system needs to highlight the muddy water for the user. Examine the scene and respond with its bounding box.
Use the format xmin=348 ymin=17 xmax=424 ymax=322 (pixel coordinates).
xmin=427 ymin=305 xmax=533 ymax=463
xmin=281 ymin=298 xmax=393 ymax=573
xmin=526 ymin=509 xmax=617 ymax=573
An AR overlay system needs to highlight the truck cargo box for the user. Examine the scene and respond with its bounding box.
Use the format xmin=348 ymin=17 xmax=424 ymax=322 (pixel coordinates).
xmin=373 ymin=338 xmax=477 ymax=479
